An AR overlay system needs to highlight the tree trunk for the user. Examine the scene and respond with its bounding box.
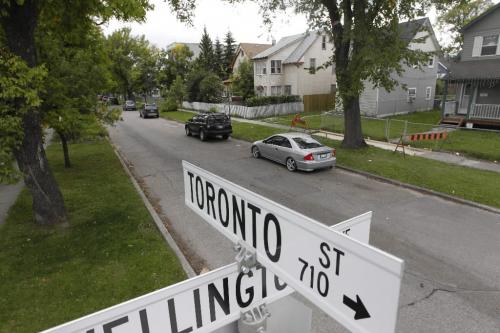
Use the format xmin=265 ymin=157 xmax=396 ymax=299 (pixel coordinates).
xmin=59 ymin=132 xmax=71 ymax=168
xmin=1 ymin=0 xmax=67 ymax=225
xmin=342 ymin=95 xmax=367 ymax=149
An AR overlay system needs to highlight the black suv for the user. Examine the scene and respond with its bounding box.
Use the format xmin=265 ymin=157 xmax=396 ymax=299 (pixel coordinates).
xmin=185 ymin=112 xmax=232 ymax=141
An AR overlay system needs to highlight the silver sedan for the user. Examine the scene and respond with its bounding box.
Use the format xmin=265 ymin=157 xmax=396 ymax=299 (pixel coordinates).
xmin=251 ymin=132 xmax=336 ymax=171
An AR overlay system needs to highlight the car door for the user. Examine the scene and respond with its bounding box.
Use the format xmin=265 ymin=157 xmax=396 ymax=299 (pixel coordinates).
xmin=275 ymin=137 xmax=293 ymax=164
xmin=265 ymin=136 xmax=286 ymax=163
xmin=259 ymin=136 xmax=278 ymax=159
xmin=190 ymin=116 xmax=200 ymax=134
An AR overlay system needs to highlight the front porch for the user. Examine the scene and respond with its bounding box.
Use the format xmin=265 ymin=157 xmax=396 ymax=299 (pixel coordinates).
xmin=442 ymin=79 xmax=500 ymax=127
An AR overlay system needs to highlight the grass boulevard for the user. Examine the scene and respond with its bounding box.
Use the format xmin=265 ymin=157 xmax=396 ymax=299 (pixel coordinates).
xmin=0 ymin=138 xmax=186 ymax=333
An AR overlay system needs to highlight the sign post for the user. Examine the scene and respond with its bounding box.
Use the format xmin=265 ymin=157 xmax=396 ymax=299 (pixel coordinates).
xmin=183 ymin=161 xmax=404 ymax=333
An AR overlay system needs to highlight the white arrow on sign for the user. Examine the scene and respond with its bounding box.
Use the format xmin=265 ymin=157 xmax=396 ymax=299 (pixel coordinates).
xmin=41 ymin=213 xmax=371 ymax=333
xmin=183 ymin=161 xmax=403 ymax=333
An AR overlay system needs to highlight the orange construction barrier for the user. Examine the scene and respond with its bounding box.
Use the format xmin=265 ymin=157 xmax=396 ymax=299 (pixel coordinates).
xmin=394 ymin=131 xmax=448 ymax=157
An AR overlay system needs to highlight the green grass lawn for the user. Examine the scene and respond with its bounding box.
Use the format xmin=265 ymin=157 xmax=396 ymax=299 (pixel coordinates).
xmin=262 ymin=110 xmax=440 ymax=141
xmin=314 ymin=137 xmax=500 ymax=209
xmin=409 ymin=129 xmax=500 ymax=162
xmin=0 ymin=140 xmax=186 ymax=333
xmin=161 ymin=110 xmax=196 ymax=123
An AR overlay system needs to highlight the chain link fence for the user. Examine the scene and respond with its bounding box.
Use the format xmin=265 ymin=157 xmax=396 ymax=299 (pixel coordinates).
xmin=319 ymin=111 xmax=439 ymax=142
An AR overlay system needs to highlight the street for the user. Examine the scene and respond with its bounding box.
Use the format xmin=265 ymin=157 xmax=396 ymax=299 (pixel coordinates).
xmin=109 ymin=112 xmax=500 ymax=333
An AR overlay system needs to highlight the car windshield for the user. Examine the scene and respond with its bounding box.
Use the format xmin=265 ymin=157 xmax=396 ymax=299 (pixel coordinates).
xmin=293 ymin=137 xmax=323 ymax=149
xmin=126 ymin=101 xmax=134 ymax=105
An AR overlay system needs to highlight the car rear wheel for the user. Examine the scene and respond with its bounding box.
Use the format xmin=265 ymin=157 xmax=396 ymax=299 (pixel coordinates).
xmin=222 ymin=134 xmax=229 ymax=140
xmin=252 ymin=146 xmax=260 ymax=158
xmin=185 ymin=126 xmax=192 ymax=136
xmin=199 ymin=129 xmax=207 ymax=141
xmin=286 ymin=158 xmax=297 ymax=172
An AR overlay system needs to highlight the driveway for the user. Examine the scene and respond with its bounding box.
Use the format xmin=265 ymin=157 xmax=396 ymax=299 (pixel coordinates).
xmin=109 ymin=112 xmax=500 ymax=333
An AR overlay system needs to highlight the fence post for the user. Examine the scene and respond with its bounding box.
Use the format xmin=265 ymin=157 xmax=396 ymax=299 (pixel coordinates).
xmin=403 ymin=120 xmax=408 ymax=138
xmin=385 ymin=118 xmax=390 ymax=142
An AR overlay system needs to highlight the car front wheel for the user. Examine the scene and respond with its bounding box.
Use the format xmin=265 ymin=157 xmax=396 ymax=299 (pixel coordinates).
xmin=286 ymin=158 xmax=297 ymax=172
xmin=252 ymin=146 xmax=260 ymax=158
xmin=185 ymin=126 xmax=192 ymax=136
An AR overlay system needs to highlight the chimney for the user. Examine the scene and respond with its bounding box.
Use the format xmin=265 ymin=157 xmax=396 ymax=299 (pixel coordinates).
xmin=272 ymin=38 xmax=276 ymax=46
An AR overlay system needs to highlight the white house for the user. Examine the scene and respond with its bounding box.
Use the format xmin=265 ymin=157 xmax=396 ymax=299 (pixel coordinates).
xmin=252 ymin=19 xmax=439 ymax=117
xmin=252 ymin=31 xmax=336 ymax=97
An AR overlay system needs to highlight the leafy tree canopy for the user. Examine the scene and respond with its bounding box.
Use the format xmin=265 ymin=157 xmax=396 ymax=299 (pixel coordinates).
xmin=435 ymin=0 xmax=493 ymax=56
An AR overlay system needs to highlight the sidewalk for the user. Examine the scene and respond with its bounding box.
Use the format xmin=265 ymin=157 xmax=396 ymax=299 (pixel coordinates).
xmin=0 ymin=182 xmax=23 ymax=225
xmin=233 ymin=116 xmax=500 ymax=174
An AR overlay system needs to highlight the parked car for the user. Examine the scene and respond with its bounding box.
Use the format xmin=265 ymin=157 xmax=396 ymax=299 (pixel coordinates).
xmin=109 ymin=96 xmax=119 ymax=105
xmin=123 ymin=100 xmax=136 ymax=111
xmin=139 ymin=103 xmax=159 ymax=118
xmin=185 ymin=112 xmax=232 ymax=141
xmin=251 ymin=133 xmax=336 ymax=172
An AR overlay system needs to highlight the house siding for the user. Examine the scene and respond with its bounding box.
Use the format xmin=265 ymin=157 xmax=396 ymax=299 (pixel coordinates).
xmin=254 ymin=40 xmax=302 ymax=95
xmin=360 ymin=83 xmax=379 ymax=116
xmin=360 ymin=27 xmax=438 ymax=116
xmin=462 ymin=9 xmax=500 ymax=61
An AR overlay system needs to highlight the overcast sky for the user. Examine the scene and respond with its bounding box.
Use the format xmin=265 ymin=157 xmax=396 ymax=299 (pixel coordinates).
xmin=102 ymin=0 xmax=461 ymax=49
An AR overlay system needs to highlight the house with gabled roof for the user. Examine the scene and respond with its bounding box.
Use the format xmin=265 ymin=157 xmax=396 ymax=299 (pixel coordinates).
xmin=232 ymin=43 xmax=272 ymax=73
xmin=252 ymin=31 xmax=337 ymax=97
xmin=442 ymin=3 xmax=500 ymax=127
xmin=251 ymin=20 xmax=439 ymax=117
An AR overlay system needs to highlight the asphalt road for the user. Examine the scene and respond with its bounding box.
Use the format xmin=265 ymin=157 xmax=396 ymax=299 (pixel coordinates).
xmin=109 ymin=112 xmax=500 ymax=333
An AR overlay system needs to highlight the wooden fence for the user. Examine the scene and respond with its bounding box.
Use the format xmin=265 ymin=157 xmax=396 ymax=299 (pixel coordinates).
xmin=303 ymin=93 xmax=335 ymax=113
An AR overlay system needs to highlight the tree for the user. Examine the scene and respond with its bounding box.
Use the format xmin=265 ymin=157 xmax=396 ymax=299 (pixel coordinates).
xmin=39 ymin=25 xmax=114 ymax=168
xmin=223 ymin=0 xmax=431 ymax=148
xmin=185 ymin=66 xmax=209 ymax=102
xmin=223 ymin=30 xmax=237 ymax=78
xmin=168 ymin=75 xmax=187 ymax=106
xmin=0 ymin=0 xmax=152 ymax=224
xmin=199 ymin=73 xmax=224 ymax=103
xmin=198 ymin=27 xmax=215 ymax=72
xmin=435 ymin=0 xmax=493 ymax=56
xmin=106 ymin=28 xmax=156 ymax=100
xmin=231 ymin=59 xmax=255 ymax=100
xmin=158 ymin=44 xmax=193 ymax=89
xmin=214 ymin=37 xmax=225 ymax=78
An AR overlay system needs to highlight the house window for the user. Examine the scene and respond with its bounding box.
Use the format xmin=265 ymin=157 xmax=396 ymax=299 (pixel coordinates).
xmin=255 ymin=62 xmax=267 ymax=75
xmin=322 ymin=36 xmax=326 ymax=50
xmin=284 ymin=85 xmax=292 ymax=96
xmin=309 ymin=58 xmax=316 ymax=74
xmin=481 ymin=35 xmax=498 ymax=56
xmin=408 ymin=88 xmax=417 ymax=101
xmin=428 ymin=56 xmax=434 ymax=68
xmin=426 ymin=87 xmax=432 ymax=100
xmin=270 ymin=60 xmax=282 ymax=74
xmin=271 ymin=86 xmax=282 ymax=96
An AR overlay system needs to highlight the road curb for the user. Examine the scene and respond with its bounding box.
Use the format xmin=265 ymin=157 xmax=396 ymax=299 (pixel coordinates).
xmin=111 ymin=142 xmax=197 ymax=278
xmin=337 ymin=165 xmax=500 ymax=215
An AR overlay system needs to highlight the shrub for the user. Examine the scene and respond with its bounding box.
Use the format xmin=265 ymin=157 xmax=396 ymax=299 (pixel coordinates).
xmin=199 ymin=73 xmax=223 ymax=103
xmin=245 ymin=95 xmax=301 ymax=107
xmin=208 ymin=107 xmax=218 ymax=113
xmin=160 ymin=97 xmax=178 ymax=112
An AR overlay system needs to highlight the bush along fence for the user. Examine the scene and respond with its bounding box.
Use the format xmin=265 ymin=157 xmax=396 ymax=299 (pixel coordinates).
xmin=182 ymin=100 xmax=304 ymax=119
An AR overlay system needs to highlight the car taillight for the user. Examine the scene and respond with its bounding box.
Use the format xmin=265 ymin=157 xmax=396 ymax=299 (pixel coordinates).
xmin=304 ymin=153 xmax=314 ymax=161
xmin=332 ymin=148 xmax=336 ymax=157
